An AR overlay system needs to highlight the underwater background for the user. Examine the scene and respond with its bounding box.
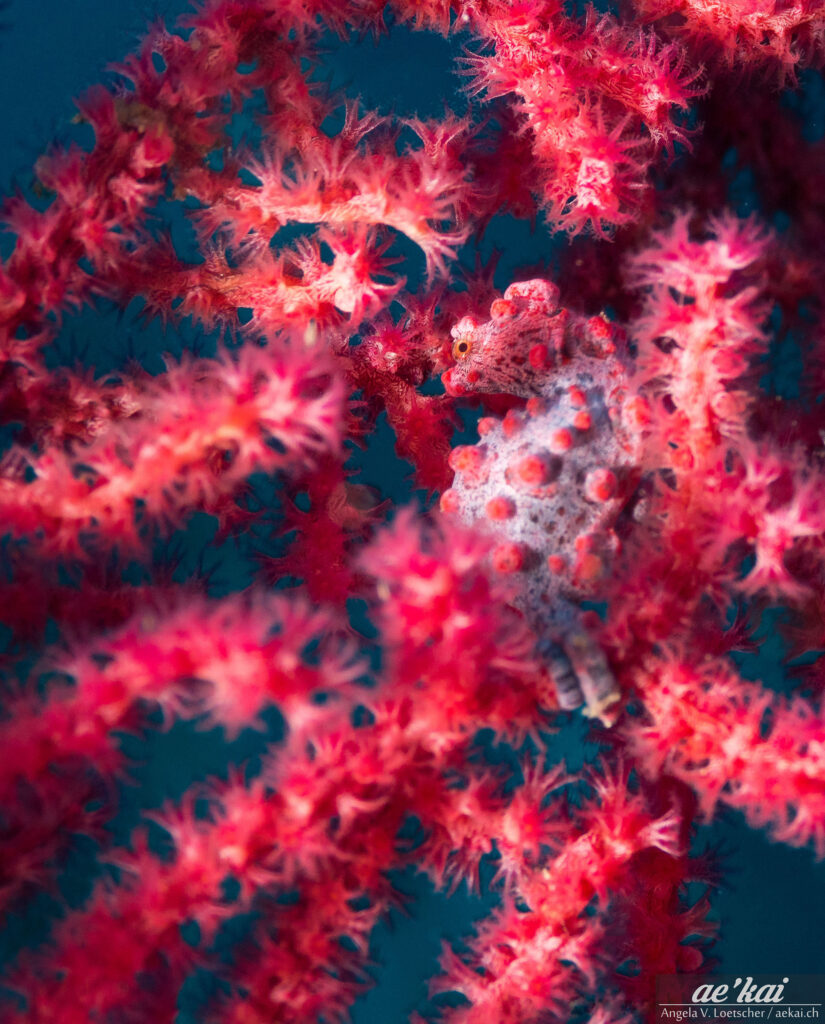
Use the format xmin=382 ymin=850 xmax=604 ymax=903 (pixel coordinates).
xmin=0 ymin=1 xmax=823 ymax=1021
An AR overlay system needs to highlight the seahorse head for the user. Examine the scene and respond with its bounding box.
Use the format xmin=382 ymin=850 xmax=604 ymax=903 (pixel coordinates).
xmin=442 ymin=279 xmax=622 ymax=398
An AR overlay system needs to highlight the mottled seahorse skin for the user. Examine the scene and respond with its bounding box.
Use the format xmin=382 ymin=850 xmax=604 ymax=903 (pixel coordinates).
xmin=440 ymin=279 xmax=647 ymax=722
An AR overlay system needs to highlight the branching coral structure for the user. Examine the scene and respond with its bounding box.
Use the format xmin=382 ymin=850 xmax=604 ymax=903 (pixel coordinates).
xmin=0 ymin=1 xmax=824 ymax=1022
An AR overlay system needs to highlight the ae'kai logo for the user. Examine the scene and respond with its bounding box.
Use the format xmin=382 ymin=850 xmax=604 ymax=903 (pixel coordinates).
xmin=692 ymin=978 xmax=790 ymax=1004
xmin=657 ymin=974 xmax=823 ymax=1022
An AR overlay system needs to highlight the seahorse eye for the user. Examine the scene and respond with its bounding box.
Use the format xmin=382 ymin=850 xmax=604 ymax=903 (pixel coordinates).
xmin=452 ymin=337 xmax=473 ymax=361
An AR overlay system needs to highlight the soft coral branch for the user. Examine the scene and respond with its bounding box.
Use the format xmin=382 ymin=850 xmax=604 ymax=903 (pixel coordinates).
xmin=0 ymin=590 xmax=358 ymax=921
xmin=628 ymin=651 xmax=825 ymax=856
xmin=626 ymin=210 xmax=772 ymax=466
xmin=428 ymin=770 xmax=688 ymax=1024
xmin=630 ymin=0 xmax=825 ymax=82
xmin=465 ymin=2 xmax=702 ymax=233
xmin=181 ymin=115 xmax=475 ymax=282
xmin=0 ymin=342 xmax=344 ymax=553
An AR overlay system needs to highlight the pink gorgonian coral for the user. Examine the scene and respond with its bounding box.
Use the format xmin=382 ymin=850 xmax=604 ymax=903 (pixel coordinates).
xmin=0 ymin=1 xmax=824 ymax=1023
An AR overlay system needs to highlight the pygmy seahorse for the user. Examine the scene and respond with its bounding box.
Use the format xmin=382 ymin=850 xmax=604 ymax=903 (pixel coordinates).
xmin=440 ymin=279 xmax=647 ymax=724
